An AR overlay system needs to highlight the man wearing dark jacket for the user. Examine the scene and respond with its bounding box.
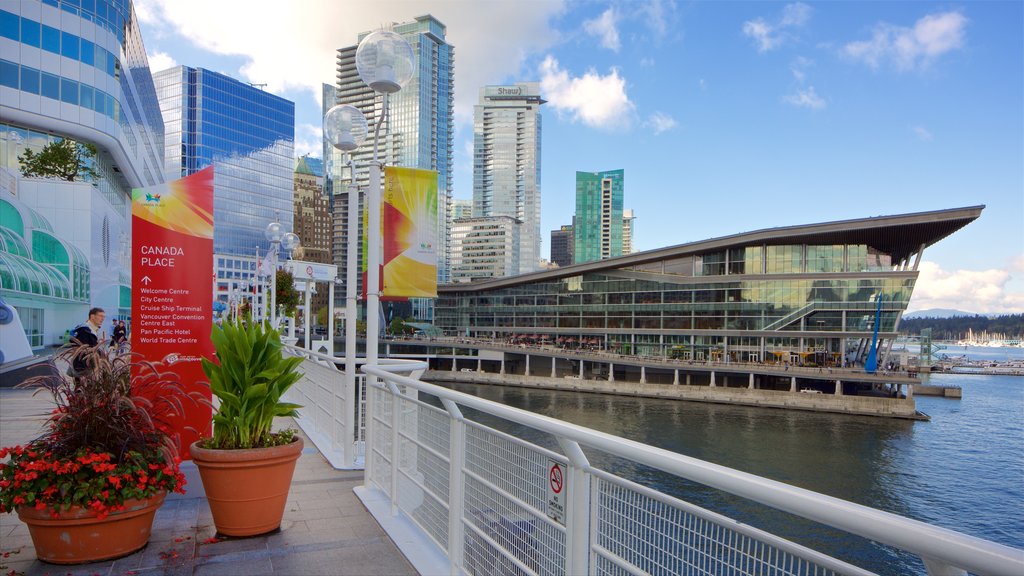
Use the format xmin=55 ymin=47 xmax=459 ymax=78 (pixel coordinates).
xmin=70 ymin=307 xmax=104 ymax=376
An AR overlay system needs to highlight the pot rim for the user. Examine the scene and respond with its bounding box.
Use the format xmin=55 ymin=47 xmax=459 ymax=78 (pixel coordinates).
xmin=189 ymin=436 xmax=303 ymax=462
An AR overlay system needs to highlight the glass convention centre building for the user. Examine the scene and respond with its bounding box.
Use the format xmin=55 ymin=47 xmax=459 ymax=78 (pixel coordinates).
xmin=435 ymin=207 xmax=982 ymax=366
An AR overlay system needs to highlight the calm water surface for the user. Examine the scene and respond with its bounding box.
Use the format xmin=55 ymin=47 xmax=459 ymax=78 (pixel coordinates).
xmin=437 ymin=346 xmax=1024 ymax=575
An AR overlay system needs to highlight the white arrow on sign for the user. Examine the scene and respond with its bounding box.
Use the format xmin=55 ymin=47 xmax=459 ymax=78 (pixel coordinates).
xmin=141 ymin=276 xmax=152 ymax=285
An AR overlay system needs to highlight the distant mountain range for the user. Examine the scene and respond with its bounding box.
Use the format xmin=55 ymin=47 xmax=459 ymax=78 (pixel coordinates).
xmin=903 ymin=308 xmax=1001 ymax=319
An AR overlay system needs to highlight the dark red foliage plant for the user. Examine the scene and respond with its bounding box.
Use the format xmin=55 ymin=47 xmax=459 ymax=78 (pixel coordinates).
xmin=0 ymin=344 xmax=204 ymax=518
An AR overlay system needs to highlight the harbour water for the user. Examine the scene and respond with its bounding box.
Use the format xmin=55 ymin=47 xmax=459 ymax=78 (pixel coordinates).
xmin=440 ymin=345 xmax=1024 ymax=574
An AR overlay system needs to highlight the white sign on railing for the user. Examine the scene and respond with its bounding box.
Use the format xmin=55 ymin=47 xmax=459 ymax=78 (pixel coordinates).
xmin=546 ymin=459 xmax=566 ymax=525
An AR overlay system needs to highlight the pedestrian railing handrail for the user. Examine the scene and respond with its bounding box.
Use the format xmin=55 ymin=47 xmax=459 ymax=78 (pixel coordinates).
xmin=362 ymin=363 xmax=1024 ymax=575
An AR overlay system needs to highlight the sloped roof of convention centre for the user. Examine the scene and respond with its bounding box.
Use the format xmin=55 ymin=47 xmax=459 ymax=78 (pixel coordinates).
xmin=440 ymin=205 xmax=984 ymax=293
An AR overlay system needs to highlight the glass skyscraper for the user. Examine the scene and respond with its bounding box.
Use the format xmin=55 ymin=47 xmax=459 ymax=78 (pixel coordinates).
xmin=153 ymin=66 xmax=295 ymax=257
xmin=574 ymin=169 xmax=624 ymax=264
xmin=473 ymin=83 xmax=544 ymax=275
xmin=331 ymin=15 xmax=454 ymax=319
xmin=1 ymin=0 xmax=165 ymax=351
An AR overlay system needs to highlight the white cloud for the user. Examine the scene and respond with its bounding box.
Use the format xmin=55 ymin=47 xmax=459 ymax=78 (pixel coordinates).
xmin=790 ymin=56 xmax=813 ymax=83
xmin=294 ymin=123 xmax=322 ymax=158
xmin=909 ymin=260 xmax=1024 ymax=314
xmin=584 ymin=7 xmax=620 ymax=52
xmin=912 ymin=126 xmax=934 ymax=141
xmin=646 ymin=112 xmax=677 ymax=135
xmin=640 ymin=57 xmax=655 ymax=67
xmin=147 ymin=50 xmax=177 ymax=73
xmin=698 ymin=78 xmax=706 ymax=90
xmin=783 ymin=86 xmax=826 ymax=109
xmin=742 ymin=2 xmax=812 ymax=53
xmin=539 ymin=55 xmax=634 ymax=130
xmin=636 ymin=0 xmax=676 ymax=40
xmin=134 ymin=0 xmax=565 ymax=123
xmin=843 ymin=11 xmax=967 ymax=71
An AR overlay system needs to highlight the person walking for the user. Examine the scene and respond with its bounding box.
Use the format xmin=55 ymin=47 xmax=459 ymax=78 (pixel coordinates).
xmin=111 ymin=319 xmax=127 ymax=353
xmin=69 ymin=307 xmax=104 ymax=378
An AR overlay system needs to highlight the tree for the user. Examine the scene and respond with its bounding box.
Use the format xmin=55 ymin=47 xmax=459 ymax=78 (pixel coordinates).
xmin=18 ymin=139 xmax=99 ymax=182
xmin=275 ymin=269 xmax=300 ymax=317
xmin=389 ymin=317 xmax=405 ymax=335
xmin=316 ymin=306 xmax=329 ymax=327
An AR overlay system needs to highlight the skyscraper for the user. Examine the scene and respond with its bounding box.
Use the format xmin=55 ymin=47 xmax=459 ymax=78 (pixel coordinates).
xmin=1 ymin=0 xmax=165 ymax=351
xmin=451 ymin=198 xmax=473 ymax=221
xmin=550 ymin=224 xmax=574 ymax=267
xmin=331 ymin=15 xmax=454 ymax=318
xmin=623 ymin=209 xmax=636 ymax=254
xmin=574 ymin=170 xmax=624 ymax=264
xmin=473 ymin=83 xmax=544 ymax=275
xmin=154 ymin=66 xmax=295 ymax=259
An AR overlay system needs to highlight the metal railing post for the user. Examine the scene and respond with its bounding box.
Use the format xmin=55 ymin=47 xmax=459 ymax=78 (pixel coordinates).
xmin=441 ymin=398 xmax=466 ymax=575
xmin=390 ymin=382 xmax=402 ymax=514
xmin=558 ymin=438 xmax=592 ymax=575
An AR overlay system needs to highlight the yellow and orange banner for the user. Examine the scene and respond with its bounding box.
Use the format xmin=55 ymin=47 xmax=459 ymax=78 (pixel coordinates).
xmin=363 ymin=167 xmax=438 ymax=299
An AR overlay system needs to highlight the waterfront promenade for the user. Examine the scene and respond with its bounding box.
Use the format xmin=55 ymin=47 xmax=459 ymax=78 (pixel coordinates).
xmin=0 ymin=387 xmax=414 ymax=576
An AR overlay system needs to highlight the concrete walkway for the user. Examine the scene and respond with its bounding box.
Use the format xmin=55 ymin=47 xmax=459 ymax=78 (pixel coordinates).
xmin=0 ymin=388 xmax=416 ymax=576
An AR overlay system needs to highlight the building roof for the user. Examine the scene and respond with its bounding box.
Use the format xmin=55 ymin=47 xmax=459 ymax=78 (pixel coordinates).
xmin=295 ymin=155 xmax=323 ymax=177
xmin=440 ymin=205 xmax=984 ymax=293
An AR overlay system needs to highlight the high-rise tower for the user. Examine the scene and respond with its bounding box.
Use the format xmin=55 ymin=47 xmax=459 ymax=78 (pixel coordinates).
xmin=331 ymin=15 xmax=454 ymax=318
xmin=473 ymin=83 xmax=544 ymax=275
xmin=153 ymin=66 xmax=295 ymax=257
xmin=574 ymin=170 xmax=624 ymax=264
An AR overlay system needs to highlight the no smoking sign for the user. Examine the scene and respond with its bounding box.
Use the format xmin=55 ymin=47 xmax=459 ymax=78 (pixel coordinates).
xmin=546 ymin=459 xmax=566 ymax=525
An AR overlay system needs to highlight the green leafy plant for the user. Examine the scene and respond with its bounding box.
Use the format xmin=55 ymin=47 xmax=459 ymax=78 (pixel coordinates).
xmin=0 ymin=345 xmax=192 ymax=517
xmin=18 ymin=139 xmax=99 ymax=182
xmin=274 ymin=269 xmax=300 ymax=317
xmin=201 ymin=318 xmax=303 ymax=450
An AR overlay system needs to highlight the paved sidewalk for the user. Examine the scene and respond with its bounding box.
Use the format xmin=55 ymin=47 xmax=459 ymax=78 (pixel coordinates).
xmin=0 ymin=388 xmax=416 ymax=576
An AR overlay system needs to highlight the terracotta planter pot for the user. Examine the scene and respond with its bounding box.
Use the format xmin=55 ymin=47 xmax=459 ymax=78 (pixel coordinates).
xmin=190 ymin=437 xmax=303 ymax=537
xmin=17 ymin=491 xmax=166 ymax=565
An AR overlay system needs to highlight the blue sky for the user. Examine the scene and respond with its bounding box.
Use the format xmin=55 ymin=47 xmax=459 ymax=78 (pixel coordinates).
xmin=136 ymin=1 xmax=1023 ymax=314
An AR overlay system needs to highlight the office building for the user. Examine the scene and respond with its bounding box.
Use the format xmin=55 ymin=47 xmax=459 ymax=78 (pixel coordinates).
xmin=574 ymin=169 xmax=624 ymax=264
xmin=292 ymin=155 xmax=331 ymax=317
xmin=623 ymin=208 xmax=636 ymax=254
xmin=1 ymin=0 xmax=165 ymax=351
xmin=332 ymin=15 xmax=454 ymax=320
xmin=451 ymin=198 xmax=473 ymax=221
xmin=437 ymin=206 xmax=983 ymax=366
xmin=450 ymin=216 xmax=521 ymax=283
xmin=473 ymin=83 xmax=544 ymax=275
xmin=153 ymin=66 xmax=294 ymax=303
xmin=551 ymin=224 xmax=574 ymax=268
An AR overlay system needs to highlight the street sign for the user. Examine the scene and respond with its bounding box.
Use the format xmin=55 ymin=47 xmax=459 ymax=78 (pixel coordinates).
xmin=547 ymin=459 xmax=566 ymax=525
xmin=131 ymin=167 xmax=215 ymax=458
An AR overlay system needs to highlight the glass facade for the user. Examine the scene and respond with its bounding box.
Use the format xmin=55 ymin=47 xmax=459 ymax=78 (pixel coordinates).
xmin=473 ymin=84 xmax=544 ymax=275
xmin=436 ymin=208 xmax=985 ymax=363
xmin=574 ymin=169 xmax=624 ymax=264
xmin=1 ymin=0 xmax=165 ymax=348
xmin=153 ymin=66 xmax=295 ymax=256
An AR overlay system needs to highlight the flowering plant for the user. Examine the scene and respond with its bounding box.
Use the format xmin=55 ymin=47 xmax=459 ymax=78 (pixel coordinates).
xmin=0 ymin=343 xmax=197 ymax=518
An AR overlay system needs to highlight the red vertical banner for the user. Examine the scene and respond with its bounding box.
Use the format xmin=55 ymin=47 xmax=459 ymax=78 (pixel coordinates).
xmin=131 ymin=167 xmax=215 ymax=458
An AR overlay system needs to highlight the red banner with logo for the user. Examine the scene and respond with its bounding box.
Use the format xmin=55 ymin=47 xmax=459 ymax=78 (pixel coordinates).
xmin=131 ymin=167 xmax=214 ymax=458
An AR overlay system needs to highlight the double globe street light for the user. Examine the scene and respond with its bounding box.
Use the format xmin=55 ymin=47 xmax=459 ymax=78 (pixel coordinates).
xmin=263 ymin=218 xmax=300 ymax=329
xmin=324 ymin=29 xmax=413 ymax=468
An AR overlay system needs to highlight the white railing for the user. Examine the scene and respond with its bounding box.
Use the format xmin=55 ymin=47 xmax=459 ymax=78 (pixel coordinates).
xmin=359 ymin=364 xmax=1024 ymax=576
xmin=282 ymin=345 xmax=424 ymax=469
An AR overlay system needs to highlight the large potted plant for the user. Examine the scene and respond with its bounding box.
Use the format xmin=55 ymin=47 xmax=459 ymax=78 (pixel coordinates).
xmin=191 ymin=317 xmax=303 ymax=537
xmin=0 ymin=345 xmax=190 ymax=564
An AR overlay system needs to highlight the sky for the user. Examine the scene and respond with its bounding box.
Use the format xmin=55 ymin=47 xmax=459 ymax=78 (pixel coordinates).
xmin=135 ymin=1 xmax=1024 ymax=315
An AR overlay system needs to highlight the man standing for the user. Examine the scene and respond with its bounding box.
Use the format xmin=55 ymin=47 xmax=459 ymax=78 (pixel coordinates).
xmin=69 ymin=307 xmax=104 ymax=376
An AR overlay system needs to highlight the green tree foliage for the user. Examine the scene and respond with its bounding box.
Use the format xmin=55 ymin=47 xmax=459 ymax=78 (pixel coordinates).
xmin=315 ymin=306 xmax=329 ymax=327
xmin=900 ymin=314 xmax=1024 ymax=340
xmin=275 ymin=269 xmax=300 ymax=317
xmin=18 ymin=139 xmax=99 ymax=182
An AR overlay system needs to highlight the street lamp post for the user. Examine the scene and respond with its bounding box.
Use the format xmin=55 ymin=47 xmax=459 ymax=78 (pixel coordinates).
xmin=355 ymin=29 xmax=414 ymax=390
xmin=323 ymin=28 xmax=412 ymax=469
xmin=264 ymin=218 xmax=300 ymax=330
